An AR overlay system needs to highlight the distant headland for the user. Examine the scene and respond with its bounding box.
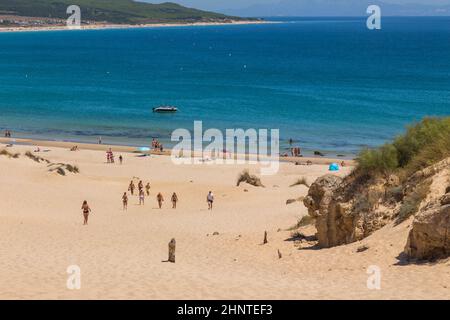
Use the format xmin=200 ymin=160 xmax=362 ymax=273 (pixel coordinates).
xmin=0 ymin=0 xmax=262 ymax=31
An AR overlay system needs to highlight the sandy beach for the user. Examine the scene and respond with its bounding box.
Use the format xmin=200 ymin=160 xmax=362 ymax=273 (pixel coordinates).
xmin=0 ymin=20 xmax=270 ymax=33
xmin=0 ymin=140 xmax=448 ymax=300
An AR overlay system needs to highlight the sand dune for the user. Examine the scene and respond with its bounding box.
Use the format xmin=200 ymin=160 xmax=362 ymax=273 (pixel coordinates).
xmin=0 ymin=144 xmax=448 ymax=299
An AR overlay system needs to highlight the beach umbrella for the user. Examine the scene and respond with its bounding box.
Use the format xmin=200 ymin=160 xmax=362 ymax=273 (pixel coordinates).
xmin=329 ymin=163 xmax=340 ymax=171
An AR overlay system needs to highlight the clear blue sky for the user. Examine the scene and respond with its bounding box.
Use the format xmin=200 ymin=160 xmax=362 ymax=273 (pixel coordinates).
xmin=141 ymin=0 xmax=450 ymax=16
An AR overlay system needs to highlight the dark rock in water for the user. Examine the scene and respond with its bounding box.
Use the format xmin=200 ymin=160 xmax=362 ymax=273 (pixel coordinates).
xmin=314 ymin=151 xmax=325 ymax=157
xmin=337 ymin=154 xmax=345 ymax=157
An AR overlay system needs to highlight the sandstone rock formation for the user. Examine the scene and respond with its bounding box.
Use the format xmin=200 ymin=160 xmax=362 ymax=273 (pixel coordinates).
xmin=303 ymin=174 xmax=396 ymax=248
xmin=302 ymin=157 xmax=450 ymax=261
xmin=405 ymin=192 xmax=450 ymax=260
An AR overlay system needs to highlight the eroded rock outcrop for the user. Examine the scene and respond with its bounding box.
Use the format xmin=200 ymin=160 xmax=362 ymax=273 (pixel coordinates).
xmin=303 ymin=157 xmax=450 ymax=261
xmin=405 ymin=195 xmax=450 ymax=260
xmin=303 ymin=173 xmax=397 ymax=248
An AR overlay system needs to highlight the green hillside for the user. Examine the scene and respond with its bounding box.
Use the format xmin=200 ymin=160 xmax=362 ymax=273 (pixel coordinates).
xmin=0 ymin=0 xmax=245 ymax=24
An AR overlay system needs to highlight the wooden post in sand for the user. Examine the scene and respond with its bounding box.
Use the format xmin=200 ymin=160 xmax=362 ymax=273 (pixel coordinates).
xmin=263 ymin=231 xmax=268 ymax=244
xmin=168 ymin=238 xmax=176 ymax=263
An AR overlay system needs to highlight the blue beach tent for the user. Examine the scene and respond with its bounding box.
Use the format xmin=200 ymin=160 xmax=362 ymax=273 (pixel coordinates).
xmin=329 ymin=163 xmax=340 ymax=171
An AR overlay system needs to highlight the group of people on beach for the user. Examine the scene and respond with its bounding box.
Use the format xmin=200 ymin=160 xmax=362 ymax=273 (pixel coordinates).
xmin=290 ymin=147 xmax=301 ymax=157
xmin=151 ymin=138 xmax=164 ymax=152
xmin=82 ymin=187 xmax=214 ymax=225
xmin=3 ymin=130 xmax=12 ymax=138
xmin=106 ymin=148 xmax=115 ymax=163
xmin=123 ymin=179 xmax=179 ymax=210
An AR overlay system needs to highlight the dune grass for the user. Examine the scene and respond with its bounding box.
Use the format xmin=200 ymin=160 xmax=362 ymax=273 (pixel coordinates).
xmin=356 ymin=117 xmax=450 ymax=180
xmin=0 ymin=149 xmax=20 ymax=158
xmin=236 ymin=170 xmax=264 ymax=187
xmin=25 ymin=151 xmax=50 ymax=163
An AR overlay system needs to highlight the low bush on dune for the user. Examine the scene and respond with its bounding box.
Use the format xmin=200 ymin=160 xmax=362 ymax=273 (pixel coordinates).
xmin=24 ymin=151 xmax=79 ymax=175
xmin=65 ymin=164 xmax=79 ymax=173
xmin=236 ymin=170 xmax=264 ymax=187
xmin=0 ymin=149 xmax=20 ymax=158
xmin=47 ymin=163 xmax=79 ymax=176
xmin=345 ymin=117 xmax=450 ymax=224
xmin=25 ymin=151 xmax=50 ymax=163
xmin=356 ymin=117 xmax=450 ymax=180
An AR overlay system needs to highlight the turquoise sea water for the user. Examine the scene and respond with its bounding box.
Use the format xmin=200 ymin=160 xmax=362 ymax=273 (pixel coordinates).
xmin=0 ymin=17 xmax=449 ymax=156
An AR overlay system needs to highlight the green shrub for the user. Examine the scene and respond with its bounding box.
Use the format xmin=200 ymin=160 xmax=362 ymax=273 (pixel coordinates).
xmin=386 ymin=186 xmax=404 ymax=202
xmin=357 ymin=144 xmax=398 ymax=175
xmin=356 ymin=117 xmax=450 ymax=178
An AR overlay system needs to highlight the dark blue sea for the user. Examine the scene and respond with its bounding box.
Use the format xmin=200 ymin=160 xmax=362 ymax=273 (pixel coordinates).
xmin=0 ymin=17 xmax=449 ymax=156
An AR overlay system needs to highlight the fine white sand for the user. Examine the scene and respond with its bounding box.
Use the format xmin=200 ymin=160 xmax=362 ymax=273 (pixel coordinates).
xmin=0 ymin=143 xmax=448 ymax=299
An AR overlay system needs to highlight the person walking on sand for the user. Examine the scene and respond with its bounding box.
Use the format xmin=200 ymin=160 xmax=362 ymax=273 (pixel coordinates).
xmin=128 ymin=181 xmax=135 ymax=196
xmin=207 ymin=191 xmax=214 ymax=210
xmin=81 ymin=200 xmax=91 ymax=225
xmin=171 ymin=192 xmax=178 ymax=209
xmin=119 ymin=155 xmax=123 ymax=165
xmin=139 ymin=189 xmax=145 ymax=205
xmin=145 ymin=183 xmax=151 ymax=196
xmin=138 ymin=180 xmax=144 ymax=193
xmin=157 ymin=192 xmax=164 ymax=209
xmin=122 ymin=192 xmax=128 ymax=210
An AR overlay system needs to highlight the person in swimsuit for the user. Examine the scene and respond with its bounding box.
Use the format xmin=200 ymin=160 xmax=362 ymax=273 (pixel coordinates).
xmin=122 ymin=192 xmax=128 ymax=210
xmin=138 ymin=180 xmax=144 ymax=193
xmin=81 ymin=200 xmax=91 ymax=225
xmin=119 ymin=155 xmax=123 ymax=165
xmin=139 ymin=189 xmax=145 ymax=205
xmin=207 ymin=191 xmax=214 ymax=210
xmin=157 ymin=193 xmax=164 ymax=209
xmin=145 ymin=183 xmax=151 ymax=196
xmin=128 ymin=181 xmax=135 ymax=195
xmin=171 ymin=192 xmax=178 ymax=209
